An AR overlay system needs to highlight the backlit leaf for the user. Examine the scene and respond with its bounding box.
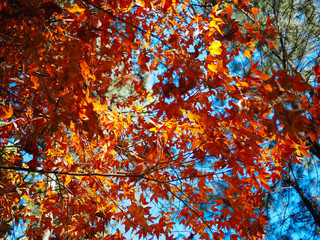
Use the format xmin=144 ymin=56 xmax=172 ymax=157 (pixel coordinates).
xmin=209 ymin=41 xmax=222 ymax=56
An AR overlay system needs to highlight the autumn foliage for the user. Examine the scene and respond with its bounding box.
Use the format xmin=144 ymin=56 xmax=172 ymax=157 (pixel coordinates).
xmin=0 ymin=0 xmax=320 ymax=239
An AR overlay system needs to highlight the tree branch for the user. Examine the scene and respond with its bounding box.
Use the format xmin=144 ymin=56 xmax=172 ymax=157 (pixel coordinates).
xmin=0 ymin=165 xmax=144 ymax=178
xmin=283 ymin=177 xmax=320 ymax=228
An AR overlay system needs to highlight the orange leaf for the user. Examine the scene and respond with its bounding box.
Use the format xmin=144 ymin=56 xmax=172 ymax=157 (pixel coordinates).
xmin=264 ymin=84 xmax=273 ymax=92
xmin=66 ymin=3 xmax=85 ymax=13
xmin=251 ymin=61 xmax=269 ymax=80
xmin=80 ymin=60 xmax=90 ymax=75
xmin=300 ymin=148 xmax=310 ymax=158
xmin=243 ymin=49 xmax=251 ymax=59
xmin=0 ymin=104 xmax=13 ymax=120
xmin=251 ymin=7 xmax=259 ymax=17
xmin=30 ymin=75 xmax=40 ymax=89
xmin=306 ymin=133 xmax=317 ymax=142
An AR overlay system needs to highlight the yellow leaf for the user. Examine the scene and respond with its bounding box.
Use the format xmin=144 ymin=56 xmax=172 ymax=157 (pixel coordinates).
xmin=238 ymin=81 xmax=249 ymax=88
xmin=113 ymin=129 xmax=118 ymax=138
xmin=209 ymin=41 xmax=222 ymax=56
xmin=209 ymin=19 xmax=223 ymax=34
xmin=187 ymin=112 xmax=201 ymax=122
xmin=40 ymin=203 xmax=45 ymax=212
xmin=180 ymin=108 xmax=186 ymax=115
xmin=70 ymin=120 xmax=75 ymax=130
xmin=65 ymin=175 xmax=72 ymax=186
xmin=22 ymin=194 xmax=31 ymax=201
xmin=147 ymin=92 xmax=153 ymax=102
xmin=66 ymin=3 xmax=85 ymax=14
xmin=243 ymin=49 xmax=251 ymax=59
xmin=212 ymin=3 xmax=219 ymax=13
xmin=208 ymin=63 xmax=218 ymax=73
xmin=136 ymin=0 xmax=145 ymax=7
xmin=163 ymin=132 xmax=168 ymax=144
xmin=65 ymin=156 xmax=74 ymax=165
xmin=75 ymin=175 xmax=84 ymax=181
xmin=149 ymin=127 xmax=158 ymax=133
xmin=135 ymin=105 xmax=144 ymax=112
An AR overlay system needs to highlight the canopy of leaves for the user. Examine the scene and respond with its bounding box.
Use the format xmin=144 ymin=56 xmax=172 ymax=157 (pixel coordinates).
xmin=0 ymin=0 xmax=319 ymax=239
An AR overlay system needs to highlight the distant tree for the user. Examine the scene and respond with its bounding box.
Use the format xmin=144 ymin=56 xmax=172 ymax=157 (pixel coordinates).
xmin=196 ymin=0 xmax=320 ymax=239
xmin=232 ymin=0 xmax=320 ymax=80
xmin=245 ymin=1 xmax=320 ymax=239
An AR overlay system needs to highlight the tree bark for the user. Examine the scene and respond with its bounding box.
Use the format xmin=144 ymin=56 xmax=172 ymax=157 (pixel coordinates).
xmin=283 ymin=177 xmax=320 ymax=228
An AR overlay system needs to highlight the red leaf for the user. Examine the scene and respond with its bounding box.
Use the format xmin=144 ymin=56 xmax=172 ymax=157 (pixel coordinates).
xmin=27 ymin=159 xmax=41 ymax=169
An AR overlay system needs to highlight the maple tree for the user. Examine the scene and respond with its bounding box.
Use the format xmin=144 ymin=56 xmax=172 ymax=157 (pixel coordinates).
xmin=0 ymin=0 xmax=319 ymax=239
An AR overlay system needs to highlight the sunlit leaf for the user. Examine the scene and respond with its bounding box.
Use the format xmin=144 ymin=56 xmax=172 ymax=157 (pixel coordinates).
xmin=209 ymin=41 xmax=222 ymax=56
